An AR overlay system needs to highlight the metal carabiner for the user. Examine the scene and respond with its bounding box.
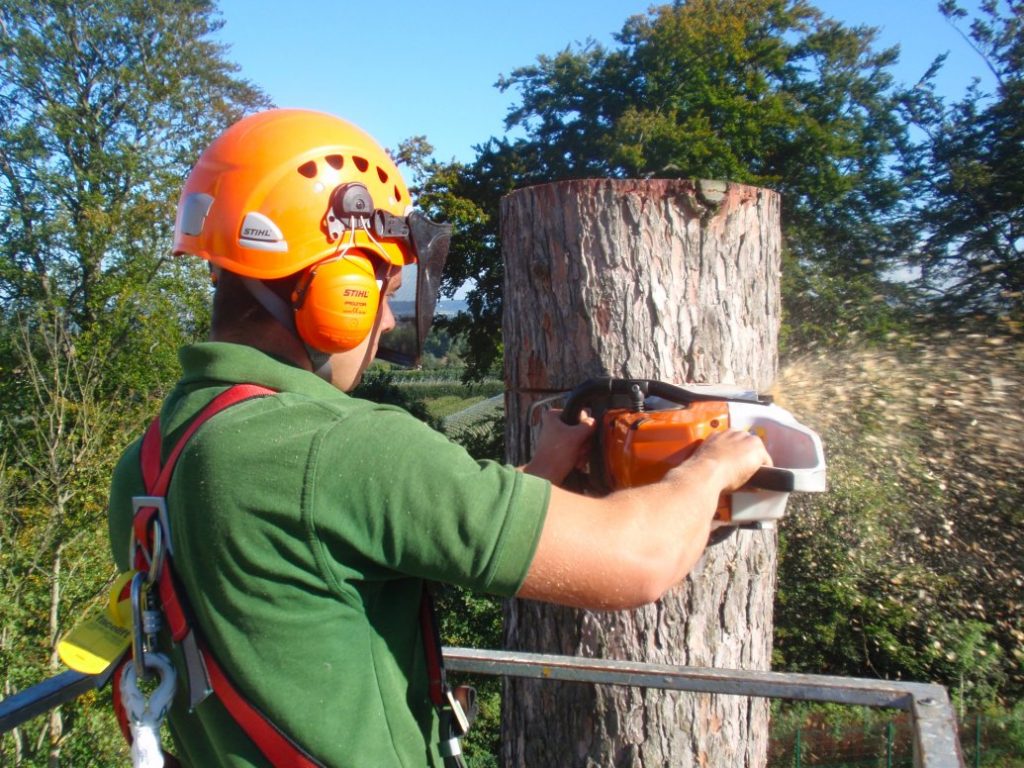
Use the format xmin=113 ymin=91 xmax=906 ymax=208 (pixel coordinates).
xmin=130 ymin=573 xmax=148 ymax=679
xmin=130 ymin=571 xmax=149 ymax=680
xmin=130 ymin=569 xmax=166 ymax=681
xmin=129 ymin=514 xmax=166 ymax=585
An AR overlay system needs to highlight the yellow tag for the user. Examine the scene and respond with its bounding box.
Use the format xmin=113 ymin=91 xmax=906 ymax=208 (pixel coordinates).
xmin=107 ymin=570 xmax=136 ymax=629
xmin=58 ymin=604 xmax=131 ymax=675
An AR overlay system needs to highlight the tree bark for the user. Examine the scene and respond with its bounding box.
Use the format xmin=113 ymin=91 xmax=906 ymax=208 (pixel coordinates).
xmin=48 ymin=545 xmax=63 ymax=768
xmin=501 ymin=178 xmax=781 ymax=768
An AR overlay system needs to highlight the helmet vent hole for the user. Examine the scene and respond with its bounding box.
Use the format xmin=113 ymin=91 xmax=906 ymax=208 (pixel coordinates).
xmin=376 ymin=167 xmax=388 ymax=183
xmin=297 ymin=161 xmax=317 ymax=178
xmin=393 ymin=185 xmax=403 ymax=202
xmin=353 ymin=156 xmax=369 ymax=173
xmin=325 ymin=154 xmax=344 ymax=170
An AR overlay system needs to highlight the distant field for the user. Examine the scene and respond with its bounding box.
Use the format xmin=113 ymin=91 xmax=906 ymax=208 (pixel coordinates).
xmin=424 ymin=393 xmax=489 ymax=421
xmin=383 ymin=370 xmax=504 ymax=428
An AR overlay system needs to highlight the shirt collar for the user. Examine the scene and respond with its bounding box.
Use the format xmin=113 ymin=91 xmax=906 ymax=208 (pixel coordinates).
xmin=176 ymin=342 xmax=343 ymax=397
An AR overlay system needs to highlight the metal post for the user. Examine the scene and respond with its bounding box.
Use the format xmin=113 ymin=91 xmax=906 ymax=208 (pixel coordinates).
xmin=887 ymin=720 xmax=895 ymax=768
xmin=794 ymin=725 xmax=802 ymax=768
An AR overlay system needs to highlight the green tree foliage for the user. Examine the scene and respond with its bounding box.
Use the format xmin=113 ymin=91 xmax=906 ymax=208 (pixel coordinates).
xmin=396 ymin=137 xmax=513 ymax=381
xmin=904 ymin=0 xmax=1023 ymax=324
xmin=0 ymin=316 xmax=139 ymax=766
xmin=432 ymin=0 xmax=920 ymax=374
xmin=0 ymin=2 xmax=268 ymax=763
xmin=0 ymin=0 xmax=270 ymax=396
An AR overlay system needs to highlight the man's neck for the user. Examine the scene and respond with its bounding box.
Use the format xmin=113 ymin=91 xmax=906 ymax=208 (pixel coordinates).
xmin=210 ymin=323 xmax=312 ymax=371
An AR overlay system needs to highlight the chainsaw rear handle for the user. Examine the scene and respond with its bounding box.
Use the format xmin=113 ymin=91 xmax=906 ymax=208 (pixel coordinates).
xmin=559 ymin=377 xmax=626 ymax=425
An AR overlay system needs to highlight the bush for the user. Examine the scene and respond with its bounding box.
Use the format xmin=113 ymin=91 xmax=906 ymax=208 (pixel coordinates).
xmin=774 ymin=331 xmax=1023 ymax=705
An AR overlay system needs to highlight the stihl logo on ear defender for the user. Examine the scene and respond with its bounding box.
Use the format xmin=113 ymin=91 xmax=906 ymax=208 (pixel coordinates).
xmin=344 ymin=288 xmax=370 ymax=298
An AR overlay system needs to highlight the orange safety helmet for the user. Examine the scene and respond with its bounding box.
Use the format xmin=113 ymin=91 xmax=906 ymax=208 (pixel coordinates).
xmin=173 ymin=109 xmax=451 ymax=361
xmin=173 ymin=108 xmax=413 ymax=277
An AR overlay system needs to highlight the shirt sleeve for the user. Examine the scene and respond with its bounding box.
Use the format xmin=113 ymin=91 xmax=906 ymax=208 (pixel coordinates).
xmin=306 ymin=406 xmax=550 ymax=597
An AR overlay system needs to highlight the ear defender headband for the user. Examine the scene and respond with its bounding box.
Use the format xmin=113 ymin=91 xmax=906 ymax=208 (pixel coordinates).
xmin=290 ymin=183 xmax=386 ymax=353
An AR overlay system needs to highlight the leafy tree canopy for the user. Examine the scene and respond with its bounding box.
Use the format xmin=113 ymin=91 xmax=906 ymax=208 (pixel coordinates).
xmin=904 ymin=0 xmax=1023 ymax=325
xmin=432 ymin=0 xmax=924 ymax=375
xmin=0 ymin=0 xmax=270 ymax=396
xmin=1 ymin=2 xmax=270 ymax=763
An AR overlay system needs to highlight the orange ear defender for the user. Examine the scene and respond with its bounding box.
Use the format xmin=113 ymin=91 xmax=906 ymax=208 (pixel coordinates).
xmin=292 ymin=254 xmax=380 ymax=353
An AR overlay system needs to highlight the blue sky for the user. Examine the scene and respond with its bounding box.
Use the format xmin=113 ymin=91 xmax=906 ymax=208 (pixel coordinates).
xmin=214 ymin=0 xmax=997 ymax=164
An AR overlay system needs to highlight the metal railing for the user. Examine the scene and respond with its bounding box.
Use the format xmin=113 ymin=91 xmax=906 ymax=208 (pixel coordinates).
xmin=2 ymin=648 xmax=963 ymax=767
xmin=444 ymin=648 xmax=963 ymax=768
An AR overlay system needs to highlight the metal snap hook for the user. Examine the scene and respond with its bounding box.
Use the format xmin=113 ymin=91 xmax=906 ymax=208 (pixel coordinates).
xmin=121 ymin=652 xmax=177 ymax=725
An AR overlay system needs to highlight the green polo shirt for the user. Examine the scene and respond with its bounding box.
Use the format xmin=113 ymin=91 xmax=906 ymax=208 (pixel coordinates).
xmin=108 ymin=342 xmax=550 ymax=767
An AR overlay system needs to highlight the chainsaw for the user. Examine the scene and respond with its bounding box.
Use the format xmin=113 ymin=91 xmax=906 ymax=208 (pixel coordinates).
xmin=557 ymin=377 xmax=826 ymax=533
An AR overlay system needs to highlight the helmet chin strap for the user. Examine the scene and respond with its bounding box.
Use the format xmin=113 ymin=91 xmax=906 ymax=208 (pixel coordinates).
xmin=241 ymin=276 xmax=333 ymax=380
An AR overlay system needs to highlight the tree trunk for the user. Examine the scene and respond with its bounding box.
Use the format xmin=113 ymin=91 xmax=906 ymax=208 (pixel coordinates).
xmin=47 ymin=545 xmax=63 ymax=768
xmin=500 ymin=178 xmax=781 ymax=768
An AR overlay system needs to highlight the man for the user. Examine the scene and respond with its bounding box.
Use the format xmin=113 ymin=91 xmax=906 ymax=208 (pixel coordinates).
xmin=108 ymin=108 xmax=770 ymax=767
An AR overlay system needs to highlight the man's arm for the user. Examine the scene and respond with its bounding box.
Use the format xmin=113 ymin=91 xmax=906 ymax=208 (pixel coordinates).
xmin=518 ymin=429 xmax=770 ymax=610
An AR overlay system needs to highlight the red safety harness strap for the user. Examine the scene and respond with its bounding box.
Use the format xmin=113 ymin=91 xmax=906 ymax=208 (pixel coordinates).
xmin=420 ymin=587 xmax=448 ymax=709
xmin=119 ymin=382 xmax=463 ymax=767
xmin=142 ymin=384 xmax=277 ymax=496
xmin=122 ymin=384 xmax=323 ymax=767
xmin=134 ymin=385 xmax=277 ymax=642
xmin=200 ymin=637 xmax=324 ymax=767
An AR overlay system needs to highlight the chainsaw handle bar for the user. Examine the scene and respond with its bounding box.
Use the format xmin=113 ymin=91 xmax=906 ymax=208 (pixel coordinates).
xmin=560 ymin=377 xmax=766 ymax=426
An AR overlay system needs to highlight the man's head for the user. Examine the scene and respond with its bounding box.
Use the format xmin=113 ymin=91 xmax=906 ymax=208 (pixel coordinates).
xmin=173 ymin=108 xmax=450 ymax=387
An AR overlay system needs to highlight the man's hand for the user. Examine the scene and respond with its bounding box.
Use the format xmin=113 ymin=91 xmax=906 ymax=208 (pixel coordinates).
xmin=521 ymin=408 xmax=596 ymax=485
xmin=677 ymin=429 xmax=773 ymax=494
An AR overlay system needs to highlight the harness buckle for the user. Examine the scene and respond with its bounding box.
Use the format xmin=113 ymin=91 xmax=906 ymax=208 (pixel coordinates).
xmin=131 ymin=495 xmax=174 ymax=558
xmin=180 ymin=630 xmax=213 ymax=710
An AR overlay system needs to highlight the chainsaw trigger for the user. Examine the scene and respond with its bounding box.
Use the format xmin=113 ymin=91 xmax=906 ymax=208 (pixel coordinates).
xmin=745 ymin=467 xmax=798 ymax=492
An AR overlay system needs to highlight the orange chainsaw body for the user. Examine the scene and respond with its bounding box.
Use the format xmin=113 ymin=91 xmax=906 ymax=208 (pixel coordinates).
xmin=560 ymin=377 xmax=826 ymax=530
xmin=601 ymin=402 xmax=734 ymax=520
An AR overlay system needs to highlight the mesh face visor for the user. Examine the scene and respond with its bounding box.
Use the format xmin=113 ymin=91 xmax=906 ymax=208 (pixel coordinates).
xmin=372 ymin=211 xmax=452 ymax=367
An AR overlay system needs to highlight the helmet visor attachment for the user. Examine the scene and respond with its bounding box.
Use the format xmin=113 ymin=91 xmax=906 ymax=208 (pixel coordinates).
xmin=373 ymin=211 xmax=452 ymax=367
